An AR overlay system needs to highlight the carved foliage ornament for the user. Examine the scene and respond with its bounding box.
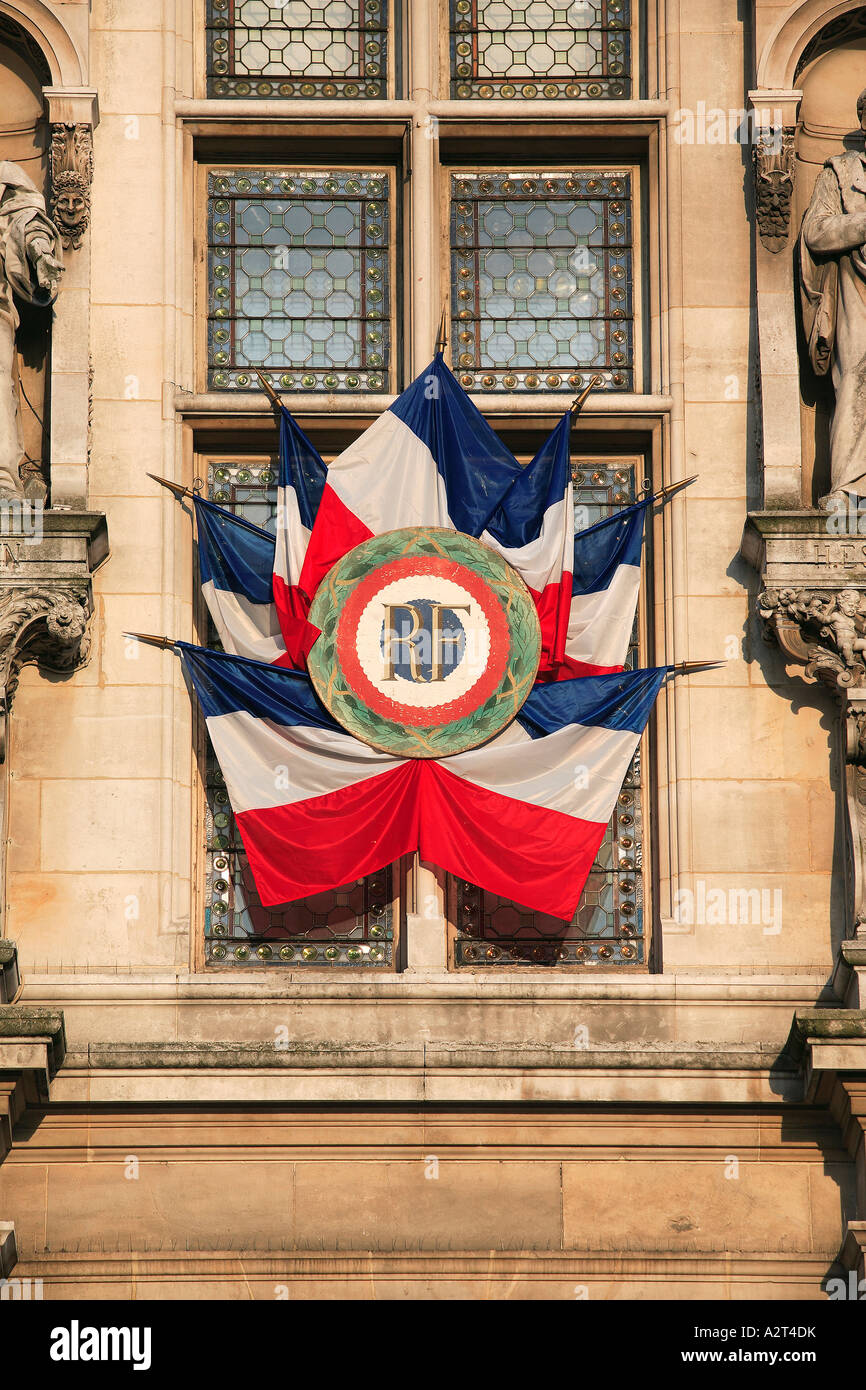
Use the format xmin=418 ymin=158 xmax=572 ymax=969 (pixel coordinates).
xmin=753 ymin=128 xmax=795 ymax=252
xmin=758 ymin=586 xmax=866 ymax=688
xmin=49 ymin=124 xmax=93 ymax=251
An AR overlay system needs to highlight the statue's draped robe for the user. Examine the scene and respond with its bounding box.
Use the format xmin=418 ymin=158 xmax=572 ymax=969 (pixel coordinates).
xmin=801 ymin=151 xmax=866 ymax=495
xmin=0 ymin=162 xmax=62 ymax=495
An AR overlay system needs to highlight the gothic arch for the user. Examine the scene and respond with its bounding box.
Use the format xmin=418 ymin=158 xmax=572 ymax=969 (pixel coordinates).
xmin=0 ymin=0 xmax=85 ymax=88
xmin=757 ymin=0 xmax=866 ymax=89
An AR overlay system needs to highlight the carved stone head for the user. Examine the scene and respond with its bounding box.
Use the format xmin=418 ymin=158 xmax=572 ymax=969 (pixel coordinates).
xmin=838 ymin=588 xmax=862 ymax=617
xmin=50 ymin=167 xmax=90 ymax=250
xmin=44 ymin=593 xmax=88 ymax=648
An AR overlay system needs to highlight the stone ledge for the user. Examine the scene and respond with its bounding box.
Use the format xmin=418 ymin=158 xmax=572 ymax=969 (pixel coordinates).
xmin=8 ymin=1248 xmax=833 ymax=1300
xmin=787 ymin=1009 xmax=866 ymax=1063
xmin=0 ymin=509 xmax=109 ymax=576
xmin=48 ymin=1039 xmax=805 ymax=1106
xmin=18 ymin=969 xmax=832 ymax=999
xmin=0 ymin=1007 xmax=66 ymax=1079
xmin=62 ymin=1040 xmax=791 ymax=1071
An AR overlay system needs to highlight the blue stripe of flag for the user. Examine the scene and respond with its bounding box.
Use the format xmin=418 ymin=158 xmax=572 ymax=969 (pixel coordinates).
xmin=485 ymin=412 xmax=571 ymax=548
xmin=388 ymin=354 xmax=523 ymax=537
xmin=194 ymin=497 xmax=275 ymax=605
xmin=278 ymin=406 xmax=327 ymax=531
xmin=517 ymin=666 xmax=667 ymax=739
xmin=177 ymin=642 xmax=341 ymax=732
xmin=572 ymin=497 xmax=650 ymax=596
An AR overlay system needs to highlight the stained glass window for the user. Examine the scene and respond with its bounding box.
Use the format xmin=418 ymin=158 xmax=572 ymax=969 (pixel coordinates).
xmin=450 ymin=170 xmax=634 ymax=393
xmin=207 ymin=168 xmax=391 ymax=393
xmin=206 ymin=0 xmax=389 ymax=99
xmin=449 ymin=0 xmax=631 ymax=100
xmin=203 ymin=460 xmax=395 ymax=967
xmin=452 ymin=457 xmax=647 ymax=967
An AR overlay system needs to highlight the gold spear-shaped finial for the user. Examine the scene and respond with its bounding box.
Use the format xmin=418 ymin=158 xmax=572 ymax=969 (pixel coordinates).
xmin=641 ymin=475 xmax=699 ymax=504
xmin=255 ymin=370 xmax=283 ymax=410
xmin=434 ymin=303 xmax=448 ymax=355
xmin=148 ymin=473 xmax=199 ymax=502
xmin=123 ymin=633 xmax=179 ymax=647
xmin=669 ymin=660 xmax=726 ymax=674
xmin=570 ymin=374 xmax=604 ymax=417
xmin=123 ymin=633 xmax=177 ymax=650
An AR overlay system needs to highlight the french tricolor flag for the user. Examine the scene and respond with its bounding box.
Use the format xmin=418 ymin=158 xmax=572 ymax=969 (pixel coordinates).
xmin=194 ymin=495 xmax=318 ymax=668
xmin=271 ymin=406 xmax=327 ymax=664
xmin=547 ymin=496 xmax=651 ymax=681
xmin=194 ymin=496 xmax=289 ymax=667
xmin=483 ymin=411 xmax=574 ymax=676
xmin=297 ymin=354 xmax=523 ymax=603
xmin=178 ymin=641 xmax=665 ymax=921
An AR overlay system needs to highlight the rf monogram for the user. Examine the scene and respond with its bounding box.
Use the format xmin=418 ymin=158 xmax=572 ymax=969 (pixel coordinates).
xmin=381 ymin=602 xmax=470 ymax=681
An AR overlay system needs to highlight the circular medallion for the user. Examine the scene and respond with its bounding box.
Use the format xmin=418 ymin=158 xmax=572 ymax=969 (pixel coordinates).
xmin=307 ymin=527 xmax=542 ymax=757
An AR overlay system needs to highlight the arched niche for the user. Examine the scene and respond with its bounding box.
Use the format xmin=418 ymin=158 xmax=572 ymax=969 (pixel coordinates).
xmin=789 ymin=10 xmax=866 ymax=502
xmin=758 ymin=0 xmax=866 ymax=88
xmin=0 ymin=0 xmax=84 ymax=89
xmin=0 ymin=12 xmax=56 ymax=496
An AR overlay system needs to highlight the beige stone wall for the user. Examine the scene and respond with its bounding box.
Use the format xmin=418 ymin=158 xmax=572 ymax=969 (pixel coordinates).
xmin=0 ymin=1104 xmax=853 ymax=1299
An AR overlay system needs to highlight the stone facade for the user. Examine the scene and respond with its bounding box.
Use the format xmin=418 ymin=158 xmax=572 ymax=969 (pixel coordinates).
xmin=0 ymin=0 xmax=865 ymax=1300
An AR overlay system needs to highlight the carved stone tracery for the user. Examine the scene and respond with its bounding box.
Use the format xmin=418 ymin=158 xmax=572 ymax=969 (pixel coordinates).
xmin=48 ymin=122 xmax=93 ymax=250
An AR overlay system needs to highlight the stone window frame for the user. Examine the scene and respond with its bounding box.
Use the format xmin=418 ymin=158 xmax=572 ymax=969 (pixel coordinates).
xmin=180 ymin=0 xmax=677 ymax=975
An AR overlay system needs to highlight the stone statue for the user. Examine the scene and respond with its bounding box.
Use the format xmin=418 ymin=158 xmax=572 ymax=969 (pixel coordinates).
xmin=0 ymin=161 xmax=64 ymax=499
xmin=800 ymin=89 xmax=866 ymax=506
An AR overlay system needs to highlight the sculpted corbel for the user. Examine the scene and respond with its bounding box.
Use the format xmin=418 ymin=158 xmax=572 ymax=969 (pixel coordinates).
xmin=757 ymin=586 xmax=866 ymax=688
xmin=0 ymin=586 xmax=91 ymax=761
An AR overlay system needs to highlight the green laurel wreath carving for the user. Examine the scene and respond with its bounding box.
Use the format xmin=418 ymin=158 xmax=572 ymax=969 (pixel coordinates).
xmin=307 ymin=527 xmax=542 ymax=758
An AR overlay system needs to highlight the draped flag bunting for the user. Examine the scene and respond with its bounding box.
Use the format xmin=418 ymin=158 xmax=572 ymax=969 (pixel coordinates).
xmin=483 ymin=411 xmax=575 ymax=676
xmin=296 ymin=353 xmax=523 ymax=602
xmin=178 ymin=641 xmax=667 ymax=921
xmin=193 ymin=496 xmax=287 ymax=666
xmin=151 ymin=358 xmax=692 ymax=920
xmin=556 ymin=496 xmax=651 ymax=680
xmin=193 ymin=494 xmax=316 ymax=667
xmin=272 ymin=405 xmax=327 ymax=663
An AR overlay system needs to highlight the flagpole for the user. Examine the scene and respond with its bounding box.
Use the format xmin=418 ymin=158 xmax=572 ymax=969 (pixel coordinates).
xmin=434 ymin=303 xmax=448 ymax=356
xmin=643 ymin=474 xmax=699 ymax=504
xmin=570 ymin=375 xmax=604 ymax=418
xmin=147 ymin=473 xmax=200 ymax=502
xmin=123 ymin=632 xmax=177 ymax=650
xmin=668 ymin=660 xmax=726 ymax=675
xmin=255 ymin=370 xmax=284 ymax=410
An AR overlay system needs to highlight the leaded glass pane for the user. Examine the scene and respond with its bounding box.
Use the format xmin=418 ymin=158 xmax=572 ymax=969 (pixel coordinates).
xmin=450 ymin=170 xmax=634 ymax=393
xmin=203 ymin=460 xmax=395 ymax=967
xmin=449 ymin=0 xmax=631 ymax=100
xmin=207 ymin=0 xmax=389 ymax=99
xmin=453 ymin=458 xmax=646 ymax=967
xmin=208 ymin=169 xmax=391 ymax=393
